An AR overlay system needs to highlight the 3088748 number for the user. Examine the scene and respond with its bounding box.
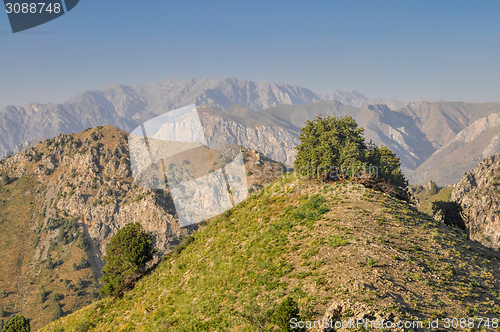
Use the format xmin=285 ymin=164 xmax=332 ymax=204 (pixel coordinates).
xmin=442 ymin=317 xmax=498 ymax=329
xmin=5 ymin=3 xmax=61 ymax=14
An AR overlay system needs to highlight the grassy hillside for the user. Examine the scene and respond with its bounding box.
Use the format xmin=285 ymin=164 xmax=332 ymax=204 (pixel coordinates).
xmin=412 ymin=185 xmax=454 ymax=215
xmin=0 ymin=125 xmax=290 ymax=330
xmin=41 ymin=175 xmax=500 ymax=331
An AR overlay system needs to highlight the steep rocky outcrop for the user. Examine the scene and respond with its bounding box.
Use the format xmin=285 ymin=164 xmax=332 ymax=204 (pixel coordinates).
xmin=452 ymin=154 xmax=500 ymax=248
xmin=199 ymin=109 xmax=299 ymax=166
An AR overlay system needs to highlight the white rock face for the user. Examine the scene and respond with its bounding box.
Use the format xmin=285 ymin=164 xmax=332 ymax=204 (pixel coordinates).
xmin=200 ymin=116 xmax=298 ymax=166
xmin=482 ymin=134 xmax=500 ymax=158
xmin=440 ymin=113 xmax=500 ymax=148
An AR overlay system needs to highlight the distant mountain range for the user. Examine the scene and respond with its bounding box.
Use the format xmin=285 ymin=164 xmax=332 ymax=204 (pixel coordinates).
xmin=2 ymin=77 xmax=500 ymax=185
xmin=323 ymin=89 xmax=405 ymax=110
xmin=0 ymin=78 xmax=398 ymax=159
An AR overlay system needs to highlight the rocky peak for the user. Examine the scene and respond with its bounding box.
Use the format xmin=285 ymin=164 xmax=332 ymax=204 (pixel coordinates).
xmin=452 ymin=154 xmax=500 ymax=248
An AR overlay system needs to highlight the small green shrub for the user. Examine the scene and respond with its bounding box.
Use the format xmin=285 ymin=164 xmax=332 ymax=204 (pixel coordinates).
xmin=79 ymin=257 xmax=90 ymax=269
xmin=40 ymin=288 xmax=49 ymax=303
xmin=1 ymin=173 xmax=14 ymax=185
xmin=76 ymin=233 xmax=89 ymax=251
xmin=428 ymin=181 xmax=439 ymax=195
xmin=2 ymin=314 xmax=30 ymax=332
xmin=173 ymin=235 xmax=195 ymax=255
xmin=100 ymin=222 xmax=155 ymax=297
xmin=432 ymin=201 xmax=466 ymax=230
xmin=75 ymin=320 xmax=94 ymax=332
xmin=294 ymin=115 xmax=409 ymax=200
xmin=288 ymin=195 xmax=329 ymax=225
xmin=76 ymin=278 xmax=84 ymax=291
xmin=53 ymin=302 xmax=63 ymax=321
xmin=327 ymin=234 xmax=349 ymax=247
xmin=273 ymin=297 xmax=304 ymax=331
xmin=238 ymin=300 xmax=274 ymax=330
xmin=366 ymin=258 xmax=376 ymax=267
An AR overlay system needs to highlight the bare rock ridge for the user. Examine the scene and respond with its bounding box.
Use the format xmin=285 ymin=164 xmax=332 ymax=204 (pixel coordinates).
xmin=3 ymin=126 xmax=285 ymax=265
xmin=63 ymin=78 xmax=323 ymax=120
xmin=452 ymin=154 xmax=500 ymax=248
xmin=323 ymin=89 xmax=404 ymax=110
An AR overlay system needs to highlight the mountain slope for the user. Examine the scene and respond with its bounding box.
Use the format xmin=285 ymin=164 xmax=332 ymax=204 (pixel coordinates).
xmin=41 ymin=177 xmax=500 ymax=331
xmin=0 ymin=125 xmax=285 ymax=329
xmin=412 ymin=111 xmax=500 ymax=185
xmin=398 ymin=101 xmax=500 ymax=150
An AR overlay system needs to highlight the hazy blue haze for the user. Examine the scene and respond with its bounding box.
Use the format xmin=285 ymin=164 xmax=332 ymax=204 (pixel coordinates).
xmin=1 ymin=0 xmax=500 ymax=108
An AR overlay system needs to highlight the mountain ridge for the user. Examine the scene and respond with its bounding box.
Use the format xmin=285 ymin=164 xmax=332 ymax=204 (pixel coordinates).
xmin=3 ymin=78 xmax=500 ymax=185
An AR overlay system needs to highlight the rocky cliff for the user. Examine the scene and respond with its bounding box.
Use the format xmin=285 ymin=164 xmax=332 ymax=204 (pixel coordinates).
xmin=452 ymin=154 xmax=500 ymax=248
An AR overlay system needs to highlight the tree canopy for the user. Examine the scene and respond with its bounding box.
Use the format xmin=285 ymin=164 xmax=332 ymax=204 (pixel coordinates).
xmin=428 ymin=181 xmax=439 ymax=195
xmin=1 ymin=315 xmax=30 ymax=332
xmin=100 ymin=222 xmax=155 ymax=297
xmin=431 ymin=201 xmax=466 ymax=231
xmin=294 ymin=115 xmax=408 ymax=200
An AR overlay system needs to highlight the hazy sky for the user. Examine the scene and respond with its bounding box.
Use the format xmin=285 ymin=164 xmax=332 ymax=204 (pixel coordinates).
xmin=1 ymin=0 xmax=500 ymax=108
